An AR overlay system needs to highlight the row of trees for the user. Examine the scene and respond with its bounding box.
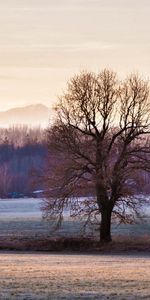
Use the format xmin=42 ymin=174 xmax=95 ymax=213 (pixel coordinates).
xmin=0 ymin=125 xmax=46 ymax=147
xmin=0 ymin=126 xmax=47 ymax=197
xmin=44 ymin=69 xmax=150 ymax=243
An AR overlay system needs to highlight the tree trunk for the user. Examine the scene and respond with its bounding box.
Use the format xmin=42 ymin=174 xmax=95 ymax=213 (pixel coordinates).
xmin=100 ymin=208 xmax=112 ymax=243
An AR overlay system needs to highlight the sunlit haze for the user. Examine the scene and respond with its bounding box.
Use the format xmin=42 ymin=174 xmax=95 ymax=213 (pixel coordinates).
xmin=0 ymin=0 xmax=149 ymax=111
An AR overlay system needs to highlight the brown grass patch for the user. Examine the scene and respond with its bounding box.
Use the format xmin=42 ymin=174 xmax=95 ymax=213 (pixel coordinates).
xmin=0 ymin=235 xmax=150 ymax=253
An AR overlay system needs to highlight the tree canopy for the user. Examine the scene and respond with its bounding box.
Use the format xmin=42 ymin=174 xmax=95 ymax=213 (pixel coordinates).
xmin=44 ymin=69 xmax=150 ymax=242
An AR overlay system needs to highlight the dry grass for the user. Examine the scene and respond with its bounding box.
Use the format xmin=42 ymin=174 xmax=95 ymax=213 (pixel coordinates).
xmin=0 ymin=235 xmax=150 ymax=253
xmin=0 ymin=253 xmax=150 ymax=299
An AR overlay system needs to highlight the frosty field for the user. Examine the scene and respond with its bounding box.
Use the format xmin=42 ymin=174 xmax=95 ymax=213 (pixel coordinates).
xmin=0 ymin=197 xmax=150 ymax=238
xmin=0 ymin=199 xmax=150 ymax=299
xmin=0 ymin=252 xmax=150 ymax=300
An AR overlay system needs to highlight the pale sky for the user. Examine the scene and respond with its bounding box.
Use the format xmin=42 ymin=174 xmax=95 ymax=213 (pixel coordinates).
xmin=0 ymin=0 xmax=149 ymax=110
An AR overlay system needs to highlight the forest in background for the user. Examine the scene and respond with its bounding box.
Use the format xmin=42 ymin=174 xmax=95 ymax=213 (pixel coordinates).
xmin=0 ymin=125 xmax=149 ymax=198
xmin=0 ymin=126 xmax=47 ymax=198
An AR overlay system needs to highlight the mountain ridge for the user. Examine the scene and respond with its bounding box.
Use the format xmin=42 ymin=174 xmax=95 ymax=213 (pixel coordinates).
xmin=0 ymin=104 xmax=50 ymax=127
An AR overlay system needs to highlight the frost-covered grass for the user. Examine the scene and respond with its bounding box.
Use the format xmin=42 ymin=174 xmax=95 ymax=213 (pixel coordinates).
xmin=0 ymin=199 xmax=150 ymax=299
xmin=0 ymin=253 xmax=150 ymax=299
xmin=0 ymin=198 xmax=43 ymax=219
xmin=0 ymin=198 xmax=150 ymax=238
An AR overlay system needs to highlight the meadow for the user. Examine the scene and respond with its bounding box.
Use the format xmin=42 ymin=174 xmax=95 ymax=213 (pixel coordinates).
xmin=0 ymin=198 xmax=149 ymax=299
xmin=0 ymin=252 xmax=150 ymax=300
xmin=0 ymin=198 xmax=150 ymax=240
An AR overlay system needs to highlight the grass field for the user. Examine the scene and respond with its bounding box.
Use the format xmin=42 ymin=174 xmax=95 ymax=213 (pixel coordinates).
xmin=0 ymin=199 xmax=150 ymax=299
xmin=0 ymin=198 xmax=150 ymax=252
xmin=0 ymin=198 xmax=150 ymax=239
xmin=0 ymin=252 xmax=150 ymax=300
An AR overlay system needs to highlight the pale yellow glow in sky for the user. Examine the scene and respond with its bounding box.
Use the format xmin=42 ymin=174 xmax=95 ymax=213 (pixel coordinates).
xmin=0 ymin=0 xmax=149 ymax=110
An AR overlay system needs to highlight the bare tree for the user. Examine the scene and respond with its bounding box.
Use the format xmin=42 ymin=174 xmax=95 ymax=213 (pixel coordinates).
xmin=44 ymin=70 xmax=150 ymax=242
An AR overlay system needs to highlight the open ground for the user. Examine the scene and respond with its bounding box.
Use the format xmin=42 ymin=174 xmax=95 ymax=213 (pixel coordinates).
xmin=0 ymin=198 xmax=150 ymax=299
xmin=0 ymin=252 xmax=150 ymax=300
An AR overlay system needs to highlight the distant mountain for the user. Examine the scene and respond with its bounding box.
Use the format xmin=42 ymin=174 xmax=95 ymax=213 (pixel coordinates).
xmin=0 ymin=104 xmax=51 ymax=127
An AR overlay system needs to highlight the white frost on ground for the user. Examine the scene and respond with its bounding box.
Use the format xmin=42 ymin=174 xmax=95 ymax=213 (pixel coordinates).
xmin=0 ymin=197 xmax=150 ymax=237
xmin=0 ymin=198 xmax=43 ymax=219
xmin=0 ymin=253 xmax=150 ymax=299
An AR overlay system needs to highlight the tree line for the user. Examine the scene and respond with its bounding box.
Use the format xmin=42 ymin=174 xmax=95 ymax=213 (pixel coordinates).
xmin=0 ymin=126 xmax=47 ymax=198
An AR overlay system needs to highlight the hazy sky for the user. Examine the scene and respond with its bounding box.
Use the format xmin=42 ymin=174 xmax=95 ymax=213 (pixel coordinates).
xmin=0 ymin=0 xmax=149 ymax=110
